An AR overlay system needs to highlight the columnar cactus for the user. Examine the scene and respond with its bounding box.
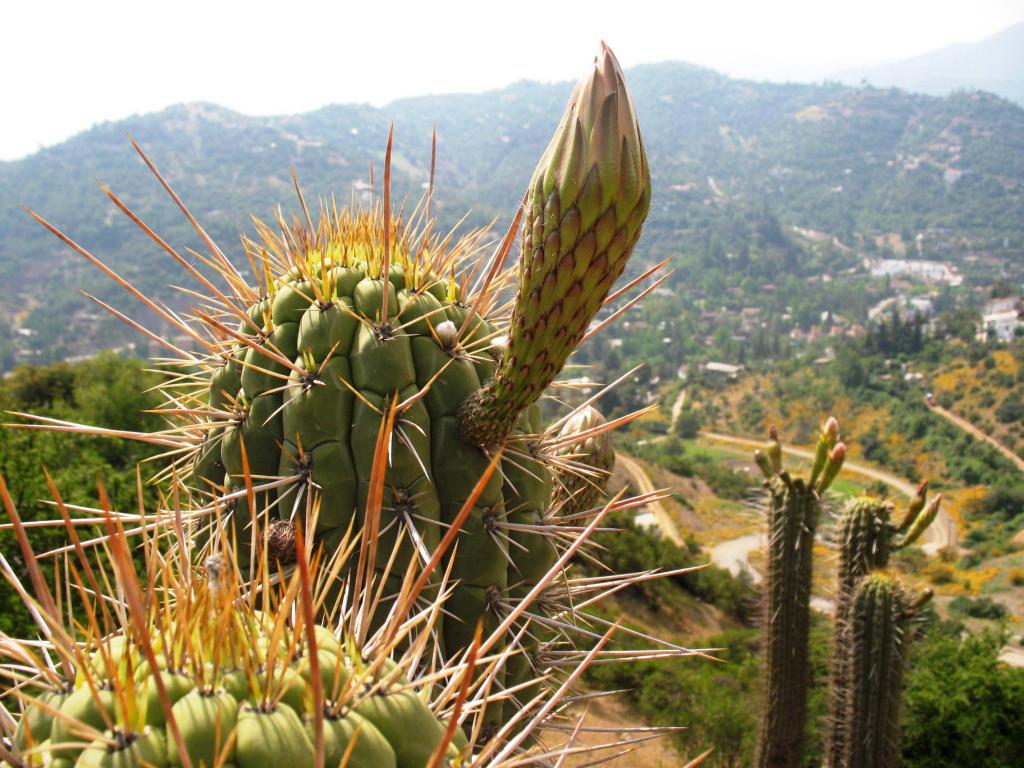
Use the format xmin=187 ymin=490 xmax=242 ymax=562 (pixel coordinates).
xmin=754 ymin=420 xmax=846 ymax=768
xmin=829 ymin=572 xmax=930 ymax=768
xmin=11 ymin=43 xmax=688 ymax=741
xmin=825 ymin=488 xmax=940 ymax=767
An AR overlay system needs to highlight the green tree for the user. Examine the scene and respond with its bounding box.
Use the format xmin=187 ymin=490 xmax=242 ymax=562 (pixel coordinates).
xmin=675 ymin=408 xmax=704 ymax=439
xmin=834 ymin=345 xmax=866 ymax=390
xmin=902 ymin=629 xmax=1024 ymax=768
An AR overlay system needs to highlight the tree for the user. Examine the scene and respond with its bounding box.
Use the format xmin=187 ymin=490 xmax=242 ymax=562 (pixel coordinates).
xmin=902 ymin=629 xmax=1024 ymax=768
xmin=675 ymin=408 xmax=704 ymax=439
xmin=834 ymin=345 xmax=866 ymax=390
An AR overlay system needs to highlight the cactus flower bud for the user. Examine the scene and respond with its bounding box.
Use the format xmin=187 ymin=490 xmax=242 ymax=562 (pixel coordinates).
xmin=766 ymin=425 xmax=783 ymax=474
xmin=460 ymin=43 xmax=651 ymax=447
xmin=901 ymin=493 xmax=942 ymax=548
xmin=817 ymin=442 xmax=847 ymax=493
xmin=897 ymin=479 xmax=929 ymax=533
xmin=809 ymin=416 xmax=841 ymax=488
xmin=551 ymin=405 xmax=616 ymax=514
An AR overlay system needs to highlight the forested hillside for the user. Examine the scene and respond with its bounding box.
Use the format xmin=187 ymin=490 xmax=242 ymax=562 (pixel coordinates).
xmin=1 ymin=61 xmax=1022 ymax=367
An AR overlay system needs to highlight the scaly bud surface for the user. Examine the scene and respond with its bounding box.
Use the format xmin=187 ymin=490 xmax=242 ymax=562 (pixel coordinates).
xmin=460 ymin=43 xmax=651 ymax=447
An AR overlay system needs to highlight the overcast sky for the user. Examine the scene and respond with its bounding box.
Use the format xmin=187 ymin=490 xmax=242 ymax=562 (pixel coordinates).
xmin=2 ymin=0 xmax=1022 ymax=161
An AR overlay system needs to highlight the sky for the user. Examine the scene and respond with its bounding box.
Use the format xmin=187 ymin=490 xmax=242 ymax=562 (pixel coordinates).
xmin=2 ymin=0 xmax=1022 ymax=161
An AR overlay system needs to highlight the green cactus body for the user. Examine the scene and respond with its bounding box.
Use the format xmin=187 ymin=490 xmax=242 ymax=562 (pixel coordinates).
xmin=825 ymin=488 xmax=937 ymax=768
xmin=754 ymin=423 xmax=845 ymax=768
xmin=755 ymin=474 xmax=819 ymax=768
xmin=12 ymin=618 xmax=454 ymax=768
xmin=200 ymin=264 xmax=546 ymax=676
xmin=838 ymin=573 xmax=913 ymax=768
xmin=826 ymin=497 xmax=894 ymax=767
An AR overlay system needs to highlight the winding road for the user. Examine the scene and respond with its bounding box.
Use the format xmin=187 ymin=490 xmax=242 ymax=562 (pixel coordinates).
xmin=928 ymin=403 xmax=1024 ymax=474
xmin=616 ymin=453 xmax=684 ymax=546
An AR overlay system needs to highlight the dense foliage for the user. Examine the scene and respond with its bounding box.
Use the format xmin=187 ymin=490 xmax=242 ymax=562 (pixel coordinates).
xmin=0 ymin=355 xmax=161 ymax=636
xmin=902 ymin=626 xmax=1024 ymax=768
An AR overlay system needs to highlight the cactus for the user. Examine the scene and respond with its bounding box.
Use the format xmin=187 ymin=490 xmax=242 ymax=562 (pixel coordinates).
xmin=0 ymin=459 xmax=690 ymax=767
xmin=827 ymin=572 xmax=930 ymax=768
xmin=825 ymin=487 xmax=940 ymax=767
xmin=754 ymin=420 xmax=846 ymax=768
xmin=9 ymin=44 xmax=695 ymax=739
xmin=0 ymin=481 xmax=471 ymax=768
xmin=549 ymin=405 xmax=615 ymax=516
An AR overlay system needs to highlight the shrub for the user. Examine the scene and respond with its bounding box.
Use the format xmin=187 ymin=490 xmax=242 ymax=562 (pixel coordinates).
xmin=996 ymin=396 xmax=1024 ymax=424
xmin=903 ymin=629 xmax=1024 ymax=767
xmin=948 ymin=595 xmax=1007 ymax=620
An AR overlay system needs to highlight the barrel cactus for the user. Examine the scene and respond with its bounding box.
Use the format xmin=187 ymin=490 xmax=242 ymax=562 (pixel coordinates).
xmin=11 ymin=43 xmax=688 ymax=742
xmin=0 ymin=477 xmax=498 ymax=768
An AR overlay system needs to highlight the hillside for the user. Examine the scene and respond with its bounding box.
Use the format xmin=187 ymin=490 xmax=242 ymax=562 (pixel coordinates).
xmin=1 ymin=62 xmax=1023 ymax=367
xmin=834 ymin=21 xmax=1024 ymax=106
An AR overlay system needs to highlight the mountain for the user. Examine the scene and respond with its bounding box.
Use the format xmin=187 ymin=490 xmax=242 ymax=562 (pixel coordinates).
xmin=833 ymin=21 xmax=1024 ymax=105
xmin=1 ymin=61 xmax=1023 ymax=367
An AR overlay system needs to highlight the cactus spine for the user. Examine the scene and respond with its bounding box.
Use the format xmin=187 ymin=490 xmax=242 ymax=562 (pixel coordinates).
xmin=825 ymin=487 xmax=939 ymax=768
xmin=755 ymin=420 xmax=845 ymax=768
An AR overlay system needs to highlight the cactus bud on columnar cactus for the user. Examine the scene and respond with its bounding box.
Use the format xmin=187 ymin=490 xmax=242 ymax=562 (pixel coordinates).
xmin=809 ymin=417 xmax=840 ymax=488
xmin=755 ymin=420 xmax=843 ymax=768
xmin=766 ymin=425 xmax=784 ymax=474
xmin=459 ymin=43 xmax=650 ymax=448
xmin=896 ymin=480 xmax=928 ymax=533
xmin=901 ymin=492 xmax=942 ymax=548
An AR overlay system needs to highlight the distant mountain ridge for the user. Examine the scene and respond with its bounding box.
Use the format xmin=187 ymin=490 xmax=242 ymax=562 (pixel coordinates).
xmin=1 ymin=60 xmax=1022 ymax=365
xmin=833 ymin=21 xmax=1024 ymax=105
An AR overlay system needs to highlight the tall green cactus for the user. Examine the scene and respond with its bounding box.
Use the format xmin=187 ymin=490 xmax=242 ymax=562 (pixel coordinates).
xmin=825 ymin=487 xmax=940 ymax=767
xmin=754 ymin=419 xmax=846 ymax=768
xmin=830 ymin=572 xmax=930 ymax=768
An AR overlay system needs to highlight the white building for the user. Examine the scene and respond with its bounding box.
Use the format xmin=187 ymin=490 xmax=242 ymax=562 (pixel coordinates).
xmin=981 ymin=310 xmax=1022 ymax=342
xmin=702 ymin=361 xmax=745 ymax=380
xmin=864 ymin=258 xmax=963 ymax=286
xmin=979 ymin=298 xmax=1023 ymax=342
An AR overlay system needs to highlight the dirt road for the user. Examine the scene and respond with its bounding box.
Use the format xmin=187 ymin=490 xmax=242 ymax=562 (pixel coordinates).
xmin=928 ymin=403 xmax=1024 ymax=474
xmin=669 ymin=389 xmax=687 ymax=431
xmin=616 ymin=453 xmax=685 ymax=546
